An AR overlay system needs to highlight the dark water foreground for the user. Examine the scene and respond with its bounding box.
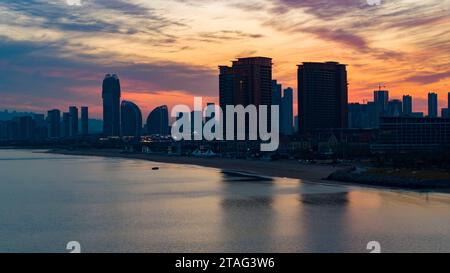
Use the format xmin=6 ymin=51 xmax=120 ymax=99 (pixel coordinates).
xmin=1 ymin=149 xmax=450 ymax=253
xmin=328 ymin=168 xmax=450 ymax=192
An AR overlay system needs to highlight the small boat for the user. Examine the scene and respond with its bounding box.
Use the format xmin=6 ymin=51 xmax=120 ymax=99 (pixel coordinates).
xmin=152 ymin=167 xmax=160 ymax=170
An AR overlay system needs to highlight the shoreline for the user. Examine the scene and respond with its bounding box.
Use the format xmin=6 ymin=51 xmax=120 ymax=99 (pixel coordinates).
xmin=44 ymin=148 xmax=340 ymax=183
xmin=36 ymin=148 xmax=450 ymax=194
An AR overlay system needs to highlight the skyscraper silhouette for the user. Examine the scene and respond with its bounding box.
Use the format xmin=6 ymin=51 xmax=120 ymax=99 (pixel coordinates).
xmin=374 ymin=90 xmax=389 ymax=113
xmin=448 ymin=92 xmax=450 ymax=109
xmin=373 ymin=90 xmax=389 ymax=126
xmin=403 ymin=95 xmax=412 ymax=116
xmin=298 ymin=62 xmax=348 ymax=134
xmin=281 ymin=87 xmax=294 ymax=135
xmin=102 ymin=74 xmax=121 ymax=136
xmin=147 ymin=105 xmax=169 ymax=136
xmin=444 ymin=92 xmax=450 ymax=118
xmin=62 ymin=112 xmax=70 ymax=138
xmin=428 ymin=92 xmax=438 ymax=118
xmin=388 ymin=99 xmax=403 ymax=117
xmin=272 ymin=80 xmax=282 ymax=107
xmin=219 ymin=57 xmax=273 ymax=136
xmin=47 ymin=109 xmax=60 ymax=138
xmin=18 ymin=116 xmax=34 ymax=140
xmin=69 ymin=106 xmax=79 ymax=137
xmin=81 ymin=106 xmax=89 ymax=135
xmin=121 ymin=100 xmax=142 ymax=138
xmin=220 ymin=57 xmax=272 ymax=107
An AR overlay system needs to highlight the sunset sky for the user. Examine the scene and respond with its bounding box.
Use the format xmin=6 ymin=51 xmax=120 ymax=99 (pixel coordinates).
xmin=0 ymin=0 xmax=449 ymax=118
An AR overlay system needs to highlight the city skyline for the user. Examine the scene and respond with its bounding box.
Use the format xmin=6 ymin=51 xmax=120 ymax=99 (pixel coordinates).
xmin=1 ymin=65 xmax=448 ymax=121
xmin=1 ymin=0 xmax=449 ymax=117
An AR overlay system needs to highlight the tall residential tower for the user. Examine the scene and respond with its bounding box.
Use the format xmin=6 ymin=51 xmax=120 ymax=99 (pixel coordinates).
xmin=69 ymin=106 xmax=78 ymax=137
xmin=428 ymin=92 xmax=438 ymax=118
xmin=297 ymin=62 xmax=348 ymax=134
xmin=81 ymin=106 xmax=89 ymax=135
xmin=102 ymin=74 xmax=121 ymax=136
xmin=219 ymin=57 xmax=273 ymax=136
xmin=121 ymin=101 xmax=142 ymax=138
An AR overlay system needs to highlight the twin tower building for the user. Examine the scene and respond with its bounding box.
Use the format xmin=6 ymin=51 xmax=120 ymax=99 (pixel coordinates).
xmin=102 ymin=74 xmax=169 ymax=138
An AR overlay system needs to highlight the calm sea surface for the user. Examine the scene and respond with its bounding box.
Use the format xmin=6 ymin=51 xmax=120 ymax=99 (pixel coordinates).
xmin=0 ymin=149 xmax=449 ymax=253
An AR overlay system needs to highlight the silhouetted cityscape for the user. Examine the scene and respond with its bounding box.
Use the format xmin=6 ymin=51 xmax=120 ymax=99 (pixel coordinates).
xmin=1 ymin=57 xmax=450 ymax=158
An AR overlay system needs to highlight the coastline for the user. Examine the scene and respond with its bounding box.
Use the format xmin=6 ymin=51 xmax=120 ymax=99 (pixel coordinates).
xmin=44 ymin=148 xmax=341 ymax=183
xmin=40 ymin=149 xmax=450 ymax=194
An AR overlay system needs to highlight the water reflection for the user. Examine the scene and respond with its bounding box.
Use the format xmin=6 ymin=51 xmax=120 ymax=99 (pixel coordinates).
xmin=301 ymin=191 xmax=349 ymax=206
xmin=1 ymin=150 xmax=450 ymax=253
xmin=219 ymin=171 xmax=276 ymax=252
xmin=299 ymin=190 xmax=351 ymax=252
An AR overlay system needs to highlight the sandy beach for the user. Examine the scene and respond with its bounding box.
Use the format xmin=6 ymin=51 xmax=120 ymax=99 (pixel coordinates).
xmin=46 ymin=149 xmax=342 ymax=183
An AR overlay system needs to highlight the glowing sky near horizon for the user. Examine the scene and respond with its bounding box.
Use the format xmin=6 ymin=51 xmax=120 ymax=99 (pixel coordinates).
xmin=0 ymin=0 xmax=449 ymax=117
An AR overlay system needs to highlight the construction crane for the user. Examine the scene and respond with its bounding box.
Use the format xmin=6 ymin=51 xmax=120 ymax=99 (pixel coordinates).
xmin=378 ymin=83 xmax=387 ymax=91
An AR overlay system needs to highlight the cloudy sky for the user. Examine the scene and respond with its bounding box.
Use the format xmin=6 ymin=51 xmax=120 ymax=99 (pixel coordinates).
xmin=0 ymin=0 xmax=449 ymax=117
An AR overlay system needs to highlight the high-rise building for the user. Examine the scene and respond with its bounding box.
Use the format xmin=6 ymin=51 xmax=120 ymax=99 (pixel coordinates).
xmin=388 ymin=99 xmax=403 ymax=117
xmin=294 ymin=116 xmax=299 ymax=133
xmin=121 ymin=101 xmax=142 ymax=138
xmin=6 ymin=119 xmax=19 ymax=140
xmin=428 ymin=92 xmax=438 ymax=118
xmin=281 ymin=87 xmax=294 ymax=135
xmin=102 ymin=74 xmax=121 ymax=136
xmin=297 ymin=62 xmax=348 ymax=134
xmin=442 ymin=92 xmax=450 ymax=118
xmin=62 ymin=112 xmax=70 ymax=138
xmin=374 ymin=90 xmax=389 ymax=113
xmin=81 ymin=106 xmax=89 ymax=136
xmin=69 ymin=106 xmax=78 ymax=137
xmin=47 ymin=109 xmax=60 ymax=138
xmin=348 ymin=102 xmax=377 ymax=129
xmin=220 ymin=57 xmax=272 ymax=106
xmin=32 ymin=114 xmax=47 ymax=140
xmin=33 ymin=114 xmax=46 ymax=127
xmin=446 ymin=92 xmax=450 ymax=109
xmin=373 ymin=90 xmax=390 ymax=126
xmin=146 ymin=105 xmax=169 ymax=136
xmin=18 ymin=116 xmax=34 ymax=140
xmin=402 ymin=95 xmax=412 ymax=116
xmin=219 ymin=66 xmax=235 ymax=112
xmin=272 ymin=80 xmax=283 ymax=133
xmin=272 ymin=80 xmax=282 ymax=107
xmin=0 ymin=120 xmax=7 ymax=140
xmin=219 ymin=57 xmax=273 ymax=136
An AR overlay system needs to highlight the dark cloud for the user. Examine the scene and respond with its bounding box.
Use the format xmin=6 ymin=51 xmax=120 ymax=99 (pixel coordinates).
xmin=272 ymin=0 xmax=369 ymax=18
xmin=93 ymin=0 xmax=154 ymax=16
xmin=405 ymin=71 xmax=450 ymax=84
xmin=235 ymin=50 xmax=258 ymax=58
xmin=301 ymin=27 xmax=369 ymax=51
xmin=278 ymin=25 xmax=405 ymax=61
xmin=230 ymin=2 xmax=267 ymax=12
xmin=1 ymin=0 xmax=184 ymax=35
xmin=196 ymin=30 xmax=264 ymax=43
xmin=265 ymin=0 xmax=446 ymax=62
xmin=0 ymin=38 xmax=217 ymax=109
